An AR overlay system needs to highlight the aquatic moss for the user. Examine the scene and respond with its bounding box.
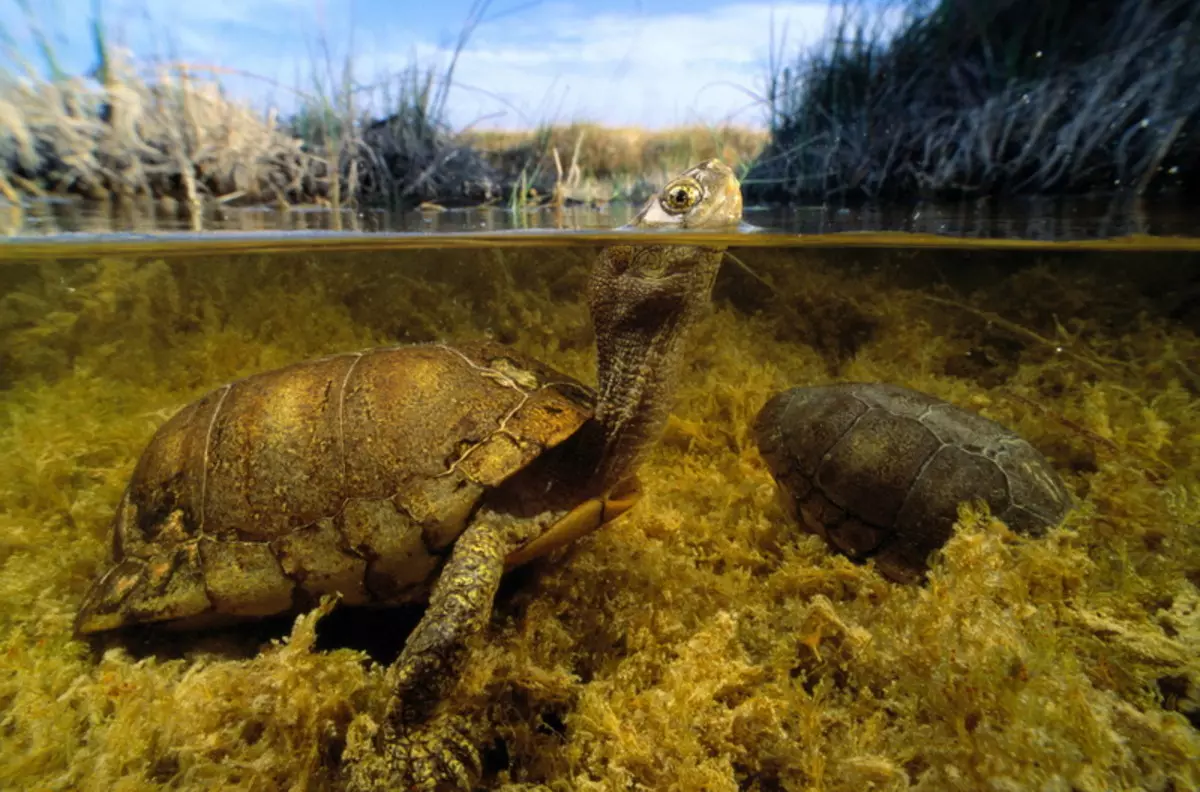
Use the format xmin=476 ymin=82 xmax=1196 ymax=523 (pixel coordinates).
xmin=0 ymin=242 xmax=1197 ymax=790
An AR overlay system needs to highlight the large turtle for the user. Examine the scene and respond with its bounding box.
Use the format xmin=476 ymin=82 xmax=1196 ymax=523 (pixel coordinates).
xmin=753 ymin=382 xmax=1073 ymax=583
xmin=74 ymin=158 xmax=744 ymax=790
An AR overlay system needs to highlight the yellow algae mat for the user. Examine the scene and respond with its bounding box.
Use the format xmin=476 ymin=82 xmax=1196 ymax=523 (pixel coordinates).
xmin=1 ymin=242 xmax=1197 ymax=790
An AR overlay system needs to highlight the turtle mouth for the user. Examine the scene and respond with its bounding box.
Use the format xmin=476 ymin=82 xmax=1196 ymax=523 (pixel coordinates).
xmin=503 ymin=475 xmax=642 ymax=570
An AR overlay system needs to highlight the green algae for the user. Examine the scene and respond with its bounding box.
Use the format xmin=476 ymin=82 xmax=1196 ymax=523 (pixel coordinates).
xmin=0 ymin=240 xmax=1197 ymax=790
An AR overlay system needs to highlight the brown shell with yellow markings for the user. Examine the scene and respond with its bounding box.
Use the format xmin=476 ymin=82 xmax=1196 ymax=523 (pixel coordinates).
xmin=754 ymin=382 xmax=1072 ymax=583
xmin=76 ymin=340 xmax=594 ymax=634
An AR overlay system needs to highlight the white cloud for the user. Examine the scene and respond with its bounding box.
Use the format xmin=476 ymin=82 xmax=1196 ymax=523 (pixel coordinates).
xmin=5 ymin=0 xmax=904 ymax=130
xmin=438 ymin=2 xmax=842 ymax=129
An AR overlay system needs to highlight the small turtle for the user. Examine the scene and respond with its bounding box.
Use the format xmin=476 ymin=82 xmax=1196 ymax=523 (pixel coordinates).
xmin=753 ymin=382 xmax=1073 ymax=583
xmin=74 ymin=159 xmax=744 ymax=790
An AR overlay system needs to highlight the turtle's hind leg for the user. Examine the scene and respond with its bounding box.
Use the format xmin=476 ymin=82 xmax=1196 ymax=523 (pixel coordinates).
xmin=74 ymin=543 xmax=213 ymax=635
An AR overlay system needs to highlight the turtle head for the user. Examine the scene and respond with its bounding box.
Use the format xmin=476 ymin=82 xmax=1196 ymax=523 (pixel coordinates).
xmin=625 ymin=158 xmax=744 ymax=230
xmin=587 ymin=158 xmax=743 ymax=489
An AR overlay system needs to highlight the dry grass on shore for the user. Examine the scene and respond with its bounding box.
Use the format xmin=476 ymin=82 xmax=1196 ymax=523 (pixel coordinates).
xmin=462 ymin=123 xmax=766 ymax=180
xmin=0 ymin=49 xmax=499 ymax=215
xmin=0 ymin=48 xmax=766 ymax=214
xmin=0 ymin=51 xmax=324 ymax=212
xmin=460 ymin=122 xmax=767 ymax=207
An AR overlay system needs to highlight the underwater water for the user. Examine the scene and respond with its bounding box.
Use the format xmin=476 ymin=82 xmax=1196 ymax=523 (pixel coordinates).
xmin=5 ymin=188 xmax=1200 ymax=240
xmin=0 ymin=229 xmax=1198 ymax=791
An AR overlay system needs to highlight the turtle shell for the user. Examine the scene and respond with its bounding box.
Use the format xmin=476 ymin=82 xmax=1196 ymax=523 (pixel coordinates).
xmin=76 ymin=340 xmax=595 ymax=634
xmin=754 ymin=382 xmax=1072 ymax=582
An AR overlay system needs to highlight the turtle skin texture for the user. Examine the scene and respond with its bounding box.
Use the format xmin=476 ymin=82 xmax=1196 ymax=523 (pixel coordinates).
xmin=754 ymin=382 xmax=1073 ymax=583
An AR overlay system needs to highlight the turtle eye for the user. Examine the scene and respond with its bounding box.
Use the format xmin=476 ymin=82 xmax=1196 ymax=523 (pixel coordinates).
xmin=659 ymin=179 xmax=701 ymax=214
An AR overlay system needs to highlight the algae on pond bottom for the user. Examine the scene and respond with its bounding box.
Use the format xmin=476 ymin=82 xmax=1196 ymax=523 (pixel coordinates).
xmin=0 ymin=241 xmax=1197 ymax=791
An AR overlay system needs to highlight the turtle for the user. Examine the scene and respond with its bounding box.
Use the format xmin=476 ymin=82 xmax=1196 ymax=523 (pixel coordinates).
xmin=752 ymin=382 xmax=1073 ymax=583
xmin=73 ymin=158 xmax=745 ymax=791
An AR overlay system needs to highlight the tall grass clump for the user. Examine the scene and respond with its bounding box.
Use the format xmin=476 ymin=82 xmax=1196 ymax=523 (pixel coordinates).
xmin=0 ymin=44 xmax=318 ymax=209
xmin=285 ymin=0 xmax=502 ymax=209
xmin=0 ymin=1 xmax=502 ymax=211
xmin=351 ymin=65 xmax=501 ymax=207
xmin=745 ymin=0 xmax=1200 ymax=204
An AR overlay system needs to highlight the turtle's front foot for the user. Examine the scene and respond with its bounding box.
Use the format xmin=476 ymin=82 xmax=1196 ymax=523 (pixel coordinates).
xmin=344 ymin=713 xmax=481 ymax=792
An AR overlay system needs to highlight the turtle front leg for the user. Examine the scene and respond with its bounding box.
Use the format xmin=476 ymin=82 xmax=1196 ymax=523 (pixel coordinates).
xmin=343 ymin=509 xmax=535 ymax=792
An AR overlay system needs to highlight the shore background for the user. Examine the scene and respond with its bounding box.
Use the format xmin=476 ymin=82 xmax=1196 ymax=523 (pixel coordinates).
xmin=2 ymin=0 xmax=1197 ymax=218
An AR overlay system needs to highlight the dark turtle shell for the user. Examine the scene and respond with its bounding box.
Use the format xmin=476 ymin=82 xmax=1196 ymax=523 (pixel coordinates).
xmin=753 ymin=382 xmax=1072 ymax=582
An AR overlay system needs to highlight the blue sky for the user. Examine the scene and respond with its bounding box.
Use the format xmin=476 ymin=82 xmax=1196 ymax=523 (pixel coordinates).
xmin=1 ymin=0 xmax=900 ymax=129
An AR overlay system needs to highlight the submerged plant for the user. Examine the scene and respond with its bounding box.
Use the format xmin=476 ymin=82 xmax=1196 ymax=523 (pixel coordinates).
xmin=1 ymin=241 xmax=1197 ymax=790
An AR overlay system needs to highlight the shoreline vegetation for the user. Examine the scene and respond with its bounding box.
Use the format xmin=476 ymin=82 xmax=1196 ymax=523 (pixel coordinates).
xmin=745 ymin=0 xmax=1200 ymax=205
xmin=0 ymin=0 xmax=1198 ymax=219
xmin=0 ymin=43 xmax=767 ymax=217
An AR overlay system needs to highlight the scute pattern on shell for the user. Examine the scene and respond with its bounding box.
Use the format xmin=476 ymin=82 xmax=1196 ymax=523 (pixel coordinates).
xmin=754 ymin=382 xmax=1073 ymax=582
xmin=75 ymin=340 xmax=595 ymax=633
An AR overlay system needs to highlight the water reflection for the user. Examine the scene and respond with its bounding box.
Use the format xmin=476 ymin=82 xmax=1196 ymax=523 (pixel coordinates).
xmin=0 ymin=192 xmax=1197 ymax=243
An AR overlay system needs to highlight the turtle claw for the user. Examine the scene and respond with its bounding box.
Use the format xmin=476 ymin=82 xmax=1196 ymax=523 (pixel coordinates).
xmin=344 ymin=714 xmax=481 ymax=792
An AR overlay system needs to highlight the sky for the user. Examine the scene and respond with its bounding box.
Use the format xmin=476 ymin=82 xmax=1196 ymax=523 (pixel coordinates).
xmin=0 ymin=0 xmax=901 ymax=130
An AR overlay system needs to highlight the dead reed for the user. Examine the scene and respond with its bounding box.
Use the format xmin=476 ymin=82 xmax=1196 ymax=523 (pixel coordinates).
xmin=457 ymin=122 xmax=767 ymax=208
xmin=463 ymin=123 xmax=766 ymax=181
xmin=0 ymin=0 xmax=760 ymax=214
xmin=0 ymin=0 xmax=503 ymax=213
xmin=460 ymin=122 xmax=767 ymax=207
xmin=0 ymin=49 xmax=318 ymax=211
xmin=0 ymin=59 xmax=762 ymax=212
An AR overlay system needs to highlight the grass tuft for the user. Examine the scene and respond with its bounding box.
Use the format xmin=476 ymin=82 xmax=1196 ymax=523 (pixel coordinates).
xmin=0 ymin=2 xmax=501 ymax=212
xmin=746 ymin=0 xmax=1200 ymax=204
xmin=0 ymin=47 xmax=318 ymax=210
